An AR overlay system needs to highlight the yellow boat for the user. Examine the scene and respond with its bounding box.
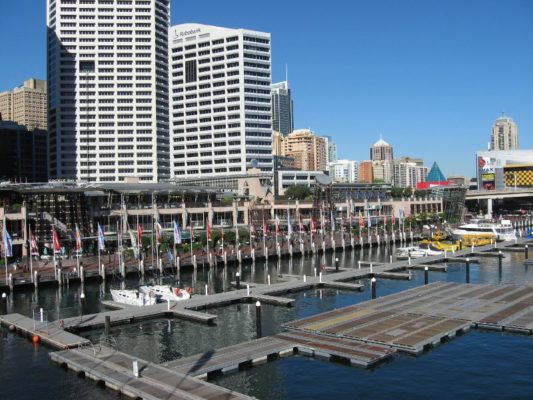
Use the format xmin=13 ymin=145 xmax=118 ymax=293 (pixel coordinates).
xmin=420 ymin=240 xmax=458 ymax=252
xmin=460 ymin=233 xmax=494 ymax=247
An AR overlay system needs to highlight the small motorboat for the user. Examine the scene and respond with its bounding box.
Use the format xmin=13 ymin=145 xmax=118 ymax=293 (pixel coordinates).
xmin=138 ymin=285 xmax=192 ymax=302
xmin=110 ymin=289 xmax=157 ymax=307
xmin=396 ymin=246 xmax=443 ymax=259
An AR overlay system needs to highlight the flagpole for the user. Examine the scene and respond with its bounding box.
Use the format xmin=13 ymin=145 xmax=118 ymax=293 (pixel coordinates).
xmin=3 ymin=217 xmax=7 ymax=284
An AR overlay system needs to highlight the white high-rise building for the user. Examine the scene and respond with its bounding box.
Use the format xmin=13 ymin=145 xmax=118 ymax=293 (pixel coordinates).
xmin=169 ymin=24 xmax=272 ymax=178
xmin=394 ymin=161 xmax=428 ymax=188
xmin=47 ymin=0 xmax=171 ymax=182
xmin=328 ymin=159 xmax=358 ymax=183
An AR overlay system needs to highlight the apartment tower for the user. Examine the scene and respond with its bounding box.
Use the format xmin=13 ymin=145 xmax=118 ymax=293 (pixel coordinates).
xmin=491 ymin=113 xmax=518 ymax=151
xmin=47 ymin=0 xmax=171 ymax=182
xmin=169 ymin=23 xmax=273 ymax=178
xmin=271 ymin=80 xmax=293 ymax=135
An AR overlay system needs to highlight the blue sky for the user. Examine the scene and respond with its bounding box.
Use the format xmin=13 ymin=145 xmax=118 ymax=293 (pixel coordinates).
xmin=1 ymin=0 xmax=532 ymax=178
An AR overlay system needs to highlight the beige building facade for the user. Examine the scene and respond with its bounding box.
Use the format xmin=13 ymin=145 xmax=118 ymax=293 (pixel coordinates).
xmin=0 ymin=79 xmax=47 ymax=130
xmin=273 ymin=129 xmax=327 ymax=171
xmin=491 ymin=114 xmax=518 ymax=151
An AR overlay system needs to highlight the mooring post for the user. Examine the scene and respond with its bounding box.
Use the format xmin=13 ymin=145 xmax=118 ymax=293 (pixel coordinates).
xmin=358 ymin=260 xmax=361 ymax=269
xmin=371 ymin=277 xmax=377 ymax=299
xmin=236 ymin=272 xmax=241 ymax=290
xmin=466 ymin=257 xmax=470 ymax=283
xmin=8 ymin=273 xmax=13 ymax=291
xmin=525 ymin=245 xmax=529 ymax=259
xmin=303 ymin=274 xmax=307 ymax=282
xmin=247 ymin=284 xmax=250 ymax=296
xmin=424 ymin=266 xmax=429 ymax=285
xmin=80 ymin=266 xmax=85 ymax=284
xmin=251 ymin=248 xmax=255 ymax=263
xmin=390 ymin=255 xmax=393 ymax=264
xmin=193 ymin=254 xmax=197 ymax=269
xmin=0 ymin=293 xmax=7 ymax=315
xmin=133 ymin=360 xmax=139 ymax=378
xmin=255 ymin=301 xmax=262 ymax=338
xmin=34 ymin=271 xmax=39 ymax=290
xmin=459 ymin=240 xmax=463 ymax=251
xmin=205 ymin=284 xmax=208 ymax=296
xmin=498 ymin=251 xmax=503 ymax=269
xmin=101 ymin=264 xmax=106 ymax=281
xmin=319 ymin=272 xmax=322 ymax=283
xmin=267 ymin=274 xmax=271 ymax=285
xmin=335 ymin=257 xmax=339 ymax=272
xmin=105 ymin=315 xmax=110 ymax=337
xmin=370 ymin=263 xmax=373 ymax=273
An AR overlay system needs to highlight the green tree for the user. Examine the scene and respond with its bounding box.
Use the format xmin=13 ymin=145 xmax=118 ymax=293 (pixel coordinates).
xmin=403 ymin=187 xmax=413 ymax=198
xmin=414 ymin=189 xmax=426 ymax=198
xmin=391 ymin=187 xmax=404 ymax=199
xmin=285 ymin=185 xmax=311 ymax=200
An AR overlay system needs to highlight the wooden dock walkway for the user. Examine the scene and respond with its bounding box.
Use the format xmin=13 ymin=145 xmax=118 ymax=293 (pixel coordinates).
xmin=283 ymin=281 xmax=533 ymax=354
xmin=164 ymin=332 xmax=393 ymax=379
xmin=0 ymin=313 xmax=89 ymax=349
xmin=50 ymin=346 xmax=254 ymax=400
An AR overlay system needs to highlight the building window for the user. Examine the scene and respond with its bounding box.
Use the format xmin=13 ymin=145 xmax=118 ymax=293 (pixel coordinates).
xmin=185 ymin=60 xmax=197 ymax=83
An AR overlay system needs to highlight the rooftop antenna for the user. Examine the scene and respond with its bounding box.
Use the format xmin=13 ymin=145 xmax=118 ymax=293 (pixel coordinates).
xmin=285 ymin=64 xmax=289 ymax=87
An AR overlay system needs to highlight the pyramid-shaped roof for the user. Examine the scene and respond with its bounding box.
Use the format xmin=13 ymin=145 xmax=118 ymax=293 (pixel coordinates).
xmin=426 ymin=162 xmax=446 ymax=182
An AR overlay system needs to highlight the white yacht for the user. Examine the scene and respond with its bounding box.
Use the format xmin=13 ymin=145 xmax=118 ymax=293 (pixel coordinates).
xmin=396 ymin=246 xmax=443 ymax=259
xmin=138 ymin=285 xmax=191 ymax=302
xmin=110 ymin=289 xmax=157 ymax=307
xmin=452 ymin=219 xmax=516 ymax=242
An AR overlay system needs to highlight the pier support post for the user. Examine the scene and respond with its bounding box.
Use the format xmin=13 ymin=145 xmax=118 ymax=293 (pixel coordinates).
xmin=100 ymin=264 xmax=106 ymax=281
xmin=34 ymin=271 xmax=39 ymax=289
xmin=264 ymin=247 xmax=268 ymax=260
xmin=322 ymin=241 xmax=326 ymax=253
xmin=371 ymin=277 xmax=377 ymax=299
xmin=303 ymin=274 xmax=306 ymax=282
xmin=247 ymin=284 xmax=250 ymax=296
xmin=267 ymin=274 xmax=271 ymax=285
xmin=359 ymin=236 xmax=363 ymax=247
xmin=0 ymin=293 xmax=7 ymax=315
xmin=193 ymin=255 xmax=197 ymax=269
xmin=351 ymin=237 xmax=354 ymax=248
xmin=525 ymin=245 xmax=529 ymax=259
xmin=390 ymin=255 xmax=393 ymax=264
xmin=205 ymin=284 xmax=208 ymax=296
xmin=238 ymin=250 xmax=242 ymax=264
xmin=377 ymin=235 xmax=380 ymax=246
xmin=311 ymin=242 xmax=316 ymax=254
xmin=319 ymin=272 xmax=322 ymax=283
xmin=80 ymin=266 xmax=85 ymax=284
xmin=358 ymin=261 xmax=361 ymax=269
xmin=335 ymin=257 xmax=339 ymax=272
xmin=466 ymin=258 xmax=470 ymax=283
xmin=368 ymin=235 xmax=372 ymax=246
xmin=236 ymin=272 xmax=241 ymax=290
xmin=277 ymin=244 xmax=281 ymax=259
xmin=332 ymin=239 xmax=336 ymax=251
xmin=8 ymin=273 xmax=13 ymax=291
xmin=498 ymin=251 xmax=503 ymax=269
xmin=251 ymin=248 xmax=255 ymax=263
xmin=159 ymin=258 xmax=163 ymax=276
xmin=177 ymin=256 xmax=181 ymax=272
xmin=342 ymin=238 xmax=345 ymax=250
xmin=105 ymin=315 xmax=110 ymax=337
xmin=255 ymin=301 xmax=262 ymax=339
xmin=424 ymin=266 xmax=429 ymax=285
xmin=471 ymin=244 xmax=474 ymax=254
xmin=133 ymin=360 xmax=139 ymax=378
xmin=289 ymin=244 xmax=293 ymax=257
xmin=370 ymin=263 xmax=373 ymax=273
xmin=300 ymin=242 xmax=304 ymax=254
xmin=223 ymin=252 xmax=227 ymax=266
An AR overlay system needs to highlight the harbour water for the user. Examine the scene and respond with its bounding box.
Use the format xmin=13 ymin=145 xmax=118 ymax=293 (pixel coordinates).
xmin=1 ymin=244 xmax=533 ymax=399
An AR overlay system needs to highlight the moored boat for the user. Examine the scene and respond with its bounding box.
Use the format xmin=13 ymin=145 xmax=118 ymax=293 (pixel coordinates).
xmin=452 ymin=219 xmax=516 ymax=242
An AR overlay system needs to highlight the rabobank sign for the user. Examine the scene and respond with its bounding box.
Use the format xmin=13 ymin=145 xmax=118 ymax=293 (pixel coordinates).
xmin=175 ymin=28 xmax=201 ymax=37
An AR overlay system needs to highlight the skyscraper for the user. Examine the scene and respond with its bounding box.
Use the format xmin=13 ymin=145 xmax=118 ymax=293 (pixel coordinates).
xmin=169 ymin=24 xmax=272 ymax=178
xmin=271 ymin=80 xmax=293 ymax=135
xmin=47 ymin=0 xmax=171 ymax=182
xmin=491 ymin=113 xmax=518 ymax=150
xmin=370 ymin=138 xmax=394 ymax=184
xmin=0 ymin=79 xmax=47 ymax=130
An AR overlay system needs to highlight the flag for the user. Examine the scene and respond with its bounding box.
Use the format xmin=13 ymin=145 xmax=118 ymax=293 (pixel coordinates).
xmin=263 ymin=217 xmax=268 ymax=236
xmin=330 ymin=211 xmax=336 ymax=231
xmin=154 ymin=220 xmax=162 ymax=245
xmin=3 ymin=227 xmax=12 ymax=257
xmin=29 ymin=228 xmax=39 ymax=256
xmin=97 ymin=223 xmax=105 ymax=251
xmin=128 ymin=226 xmax=139 ymax=259
xmin=173 ymin=221 xmax=182 ymax=244
xmin=287 ymin=210 xmax=293 ymax=235
xmin=207 ymin=222 xmax=212 ymax=241
xmin=75 ymin=224 xmax=82 ymax=252
xmin=137 ymin=223 xmax=143 ymax=245
xmin=52 ymin=228 xmax=61 ymax=254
